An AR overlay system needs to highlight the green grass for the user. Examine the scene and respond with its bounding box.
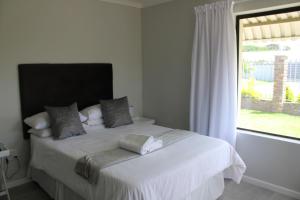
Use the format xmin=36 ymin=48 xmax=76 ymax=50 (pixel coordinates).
xmin=238 ymin=109 xmax=300 ymax=139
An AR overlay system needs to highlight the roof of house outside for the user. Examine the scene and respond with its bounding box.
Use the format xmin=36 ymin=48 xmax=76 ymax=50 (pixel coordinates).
xmin=241 ymin=11 xmax=300 ymax=41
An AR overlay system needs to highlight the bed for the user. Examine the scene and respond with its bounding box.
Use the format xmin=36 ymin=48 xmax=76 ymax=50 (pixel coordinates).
xmin=18 ymin=63 xmax=246 ymax=200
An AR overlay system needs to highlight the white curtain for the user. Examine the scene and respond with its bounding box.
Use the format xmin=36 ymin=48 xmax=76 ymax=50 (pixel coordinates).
xmin=190 ymin=0 xmax=237 ymax=146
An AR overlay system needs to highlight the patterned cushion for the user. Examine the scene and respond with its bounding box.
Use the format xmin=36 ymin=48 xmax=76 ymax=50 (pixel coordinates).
xmin=45 ymin=103 xmax=86 ymax=140
xmin=100 ymin=97 xmax=133 ymax=128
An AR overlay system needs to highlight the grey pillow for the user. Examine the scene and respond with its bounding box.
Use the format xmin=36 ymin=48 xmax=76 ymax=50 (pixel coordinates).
xmin=45 ymin=103 xmax=86 ymax=140
xmin=100 ymin=97 xmax=133 ymax=128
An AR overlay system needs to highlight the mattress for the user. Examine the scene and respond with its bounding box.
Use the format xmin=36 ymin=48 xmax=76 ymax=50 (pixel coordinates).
xmin=30 ymin=119 xmax=246 ymax=200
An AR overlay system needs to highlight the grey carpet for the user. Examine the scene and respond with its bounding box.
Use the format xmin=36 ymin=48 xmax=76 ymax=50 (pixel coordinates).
xmin=0 ymin=180 xmax=297 ymax=200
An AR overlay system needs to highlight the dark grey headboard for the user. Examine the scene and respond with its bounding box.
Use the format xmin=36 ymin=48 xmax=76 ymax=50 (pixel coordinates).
xmin=18 ymin=63 xmax=113 ymax=139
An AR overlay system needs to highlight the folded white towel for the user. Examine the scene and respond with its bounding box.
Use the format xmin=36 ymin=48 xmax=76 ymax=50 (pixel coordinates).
xmin=147 ymin=139 xmax=163 ymax=153
xmin=119 ymin=134 xmax=163 ymax=155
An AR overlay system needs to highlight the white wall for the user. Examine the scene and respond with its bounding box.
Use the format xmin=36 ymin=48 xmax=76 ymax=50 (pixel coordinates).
xmin=237 ymin=132 xmax=300 ymax=193
xmin=0 ymin=0 xmax=142 ymax=181
xmin=142 ymin=0 xmax=300 ymax=194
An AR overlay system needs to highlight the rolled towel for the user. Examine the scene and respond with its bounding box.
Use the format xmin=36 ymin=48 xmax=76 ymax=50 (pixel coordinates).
xmin=119 ymin=134 xmax=163 ymax=155
xmin=148 ymin=139 xmax=163 ymax=153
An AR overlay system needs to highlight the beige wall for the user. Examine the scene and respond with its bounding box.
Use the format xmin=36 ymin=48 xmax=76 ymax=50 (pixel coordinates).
xmin=143 ymin=0 xmax=195 ymax=129
xmin=142 ymin=0 xmax=300 ymax=193
xmin=0 ymin=0 xmax=142 ymax=181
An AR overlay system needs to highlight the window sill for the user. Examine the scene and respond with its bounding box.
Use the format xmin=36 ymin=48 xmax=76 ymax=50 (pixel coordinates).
xmin=237 ymin=129 xmax=300 ymax=145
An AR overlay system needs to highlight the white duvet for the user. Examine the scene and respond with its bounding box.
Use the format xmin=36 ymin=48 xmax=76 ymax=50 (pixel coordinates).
xmin=30 ymin=120 xmax=246 ymax=200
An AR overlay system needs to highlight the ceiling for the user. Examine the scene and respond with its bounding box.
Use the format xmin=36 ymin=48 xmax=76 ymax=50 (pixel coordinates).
xmin=241 ymin=11 xmax=300 ymax=41
xmin=100 ymin=0 xmax=174 ymax=8
xmin=142 ymin=0 xmax=174 ymax=7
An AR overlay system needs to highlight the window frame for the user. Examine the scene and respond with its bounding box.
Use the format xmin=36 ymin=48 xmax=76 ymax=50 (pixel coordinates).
xmin=236 ymin=6 xmax=300 ymax=141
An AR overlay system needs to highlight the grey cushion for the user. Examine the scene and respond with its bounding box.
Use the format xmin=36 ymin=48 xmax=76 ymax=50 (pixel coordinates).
xmin=100 ymin=97 xmax=133 ymax=128
xmin=45 ymin=103 xmax=86 ymax=140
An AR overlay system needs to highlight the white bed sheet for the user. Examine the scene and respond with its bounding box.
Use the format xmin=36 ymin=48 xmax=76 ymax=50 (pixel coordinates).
xmin=30 ymin=120 xmax=246 ymax=200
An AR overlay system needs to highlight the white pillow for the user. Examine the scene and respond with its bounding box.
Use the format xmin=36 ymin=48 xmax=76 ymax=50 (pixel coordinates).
xmin=28 ymin=128 xmax=52 ymax=138
xmin=24 ymin=111 xmax=88 ymax=130
xmin=79 ymin=112 xmax=88 ymax=122
xmin=80 ymin=104 xmax=102 ymax=121
xmin=81 ymin=104 xmax=136 ymax=121
xmin=84 ymin=118 xmax=104 ymax=126
xmin=24 ymin=112 xmax=49 ymax=130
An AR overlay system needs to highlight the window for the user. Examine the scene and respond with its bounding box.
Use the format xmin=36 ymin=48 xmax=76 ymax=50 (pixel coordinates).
xmin=236 ymin=7 xmax=300 ymax=140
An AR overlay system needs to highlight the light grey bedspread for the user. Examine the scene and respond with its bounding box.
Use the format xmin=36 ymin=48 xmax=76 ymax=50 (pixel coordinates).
xmin=75 ymin=131 xmax=193 ymax=184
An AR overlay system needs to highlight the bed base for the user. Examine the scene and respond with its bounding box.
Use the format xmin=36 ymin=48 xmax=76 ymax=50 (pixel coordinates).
xmin=31 ymin=167 xmax=84 ymax=200
xmin=31 ymin=167 xmax=224 ymax=200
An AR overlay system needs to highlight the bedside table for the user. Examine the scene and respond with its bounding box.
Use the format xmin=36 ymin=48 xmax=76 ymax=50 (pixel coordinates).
xmin=0 ymin=143 xmax=11 ymax=200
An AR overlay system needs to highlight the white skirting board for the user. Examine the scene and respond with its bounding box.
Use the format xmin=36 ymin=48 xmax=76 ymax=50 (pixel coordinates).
xmin=243 ymin=176 xmax=300 ymax=199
